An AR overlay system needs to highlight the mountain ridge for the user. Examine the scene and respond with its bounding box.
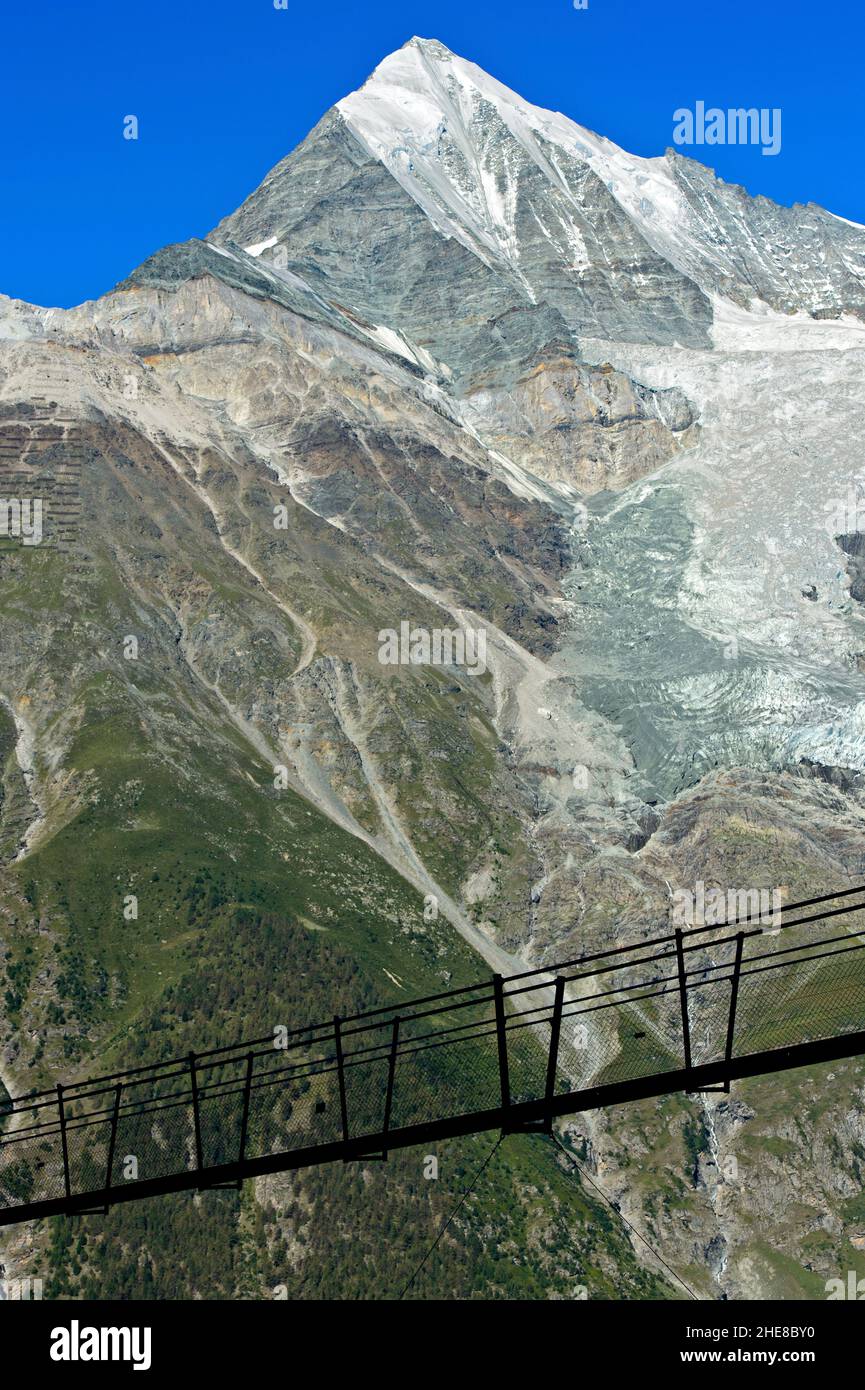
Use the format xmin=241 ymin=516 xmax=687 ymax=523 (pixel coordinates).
xmin=217 ymin=36 xmax=865 ymax=339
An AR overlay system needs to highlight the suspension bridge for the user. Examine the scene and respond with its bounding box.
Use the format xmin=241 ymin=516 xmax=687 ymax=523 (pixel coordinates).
xmin=2 ymin=883 xmax=865 ymax=1228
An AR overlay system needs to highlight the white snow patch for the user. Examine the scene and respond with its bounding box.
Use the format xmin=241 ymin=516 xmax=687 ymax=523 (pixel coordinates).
xmin=361 ymin=322 xmax=439 ymax=374
xmin=827 ymin=209 xmax=865 ymax=232
xmin=244 ymin=236 xmax=279 ymax=257
xmin=711 ymin=294 xmax=865 ymax=352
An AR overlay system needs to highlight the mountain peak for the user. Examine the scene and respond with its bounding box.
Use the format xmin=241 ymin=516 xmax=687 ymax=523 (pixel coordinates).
xmin=339 ymin=32 xmax=573 ymax=142
xmin=403 ymin=35 xmax=454 ymax=55
xmin=334 ymin=39 xmax=865 ymax=325
xmin=213 ymin=38 xmax=865 ymax=343
xmin=335 ymin=37 xmax=698 ymax=289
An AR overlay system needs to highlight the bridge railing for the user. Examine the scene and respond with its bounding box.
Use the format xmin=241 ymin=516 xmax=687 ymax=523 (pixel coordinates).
xmin=2 ymin=883 xmax=865 ymax=1220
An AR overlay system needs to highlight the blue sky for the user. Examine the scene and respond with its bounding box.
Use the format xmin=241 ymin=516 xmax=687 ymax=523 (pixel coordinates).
xmin=2 ymin=0 xmax=862 ymax=308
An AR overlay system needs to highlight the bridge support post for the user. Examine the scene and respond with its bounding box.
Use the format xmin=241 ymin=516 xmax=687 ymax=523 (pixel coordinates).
xmin=722 ymin=933 xmax=745 ymax=1093
xmin=381 ymin=1016 xmax=399 ymax=1160
xmin=334 ymin=1016 xmax=349 ymax=1144
xmin=56 ymin=1084 xmax=71 ymax=1201
xmin=675 ymin=929 xmax=692 ymax=1073
xmin=189 ymin=1052 xmax=204 ymax=1183
xmin=104 ymin=1083 xmax=121 ymax=1195
xmin=238 ymin=1052 xmax=254 ymax=1167
xmin=493 ymin=974 xmax=511 ymax=1123
xmin=543 ymin=977 xmax=566 ymax=1133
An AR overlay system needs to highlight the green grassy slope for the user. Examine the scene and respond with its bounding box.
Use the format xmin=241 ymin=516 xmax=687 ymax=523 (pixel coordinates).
xmin=0 ymin=429 xmax=673 ymax=1300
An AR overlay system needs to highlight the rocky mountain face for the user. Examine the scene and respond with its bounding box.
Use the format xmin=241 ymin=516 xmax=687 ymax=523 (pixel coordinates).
xmin=2 ymin=36 xmax=865 ymax=1300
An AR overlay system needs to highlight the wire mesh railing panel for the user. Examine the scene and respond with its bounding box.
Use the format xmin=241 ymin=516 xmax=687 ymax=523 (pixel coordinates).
xmin=0 ymin=1120 xmax=67 ymax=1205
xmin=552 ymin=945 xmax=689 ymax=1092
xmin=390 ymin=1034 xmax=502 ymax=1129
xmin=198 ymin=1088 xmax=246 ymax=1170
xmin=261 ymin=1064 xmax=341 ymax=1153
xmin=559 ymin=1003 xmax=622 ymax=1086
xmin=732 ymin=943 xmax=865 ymax=1057
xmin=501 ymin=978 xmax=553 ymax=1104
xmin=582 ymin=999 xmax=683 ymax=1088
xmin=685 ymin=976 xmax=737 ymax=1068
xmin=241 ymin=1073 xmax=279 ymax=1161
xmin=343 ymin=1055 xmax=391 ymax=1139
xmin=110 ymin=1096 xmax=194 ymax=1188
xmin=507 ymin=1020 xmax=551 ymax=1104
xmin=64 ymin=1114 xmax=112 ymax=1196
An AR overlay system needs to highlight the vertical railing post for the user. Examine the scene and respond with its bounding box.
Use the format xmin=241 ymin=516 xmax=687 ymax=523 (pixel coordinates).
xmin=723 ymin=932 xmax=745 ymax=1093
xmin=381 ymin=1017 xmax=400 ymax=1160
xmin=56 ymin=1084 xmax=71 ymax=1200
xmin=675 ymin=929 xmax=693 ymax=1072
xmin=493 ymin=974 xmax=511 ymax=1118
xmin=189 ymin=1052 xmax=204 ymax=1179
xmin=334 ymin=1016 xmax=349 ymax=1144
xmin=237 ymin=1053 xmax=254 ymax=1167
xmin=104 ymin=1084 xmax=121 ymax=1194
xmin=543 ymin=977 xmax=566 ymax=1132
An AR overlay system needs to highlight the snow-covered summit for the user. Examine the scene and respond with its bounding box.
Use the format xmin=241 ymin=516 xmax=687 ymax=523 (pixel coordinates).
xmin=337 ymin=36 xmax=680 ymax=271
xmin=336 ymin=37 xmax=865 ymax=322
xmin=214 ymin=37 xmax=865 ymax=343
